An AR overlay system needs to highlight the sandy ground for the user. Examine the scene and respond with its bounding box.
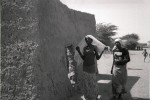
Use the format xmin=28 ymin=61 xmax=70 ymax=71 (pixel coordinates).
xmin=69 ymin=48 xmax=150 ymax=100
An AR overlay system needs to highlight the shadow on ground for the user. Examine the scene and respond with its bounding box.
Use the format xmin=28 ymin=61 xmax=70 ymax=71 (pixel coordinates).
xmin=69 ymin=74 xmax=149 ymax=100
xmin=128 ymin=68 xmax=143 ymax=70
xmin=96 ymin=74 xmax=150 ymax=100
xmin=131 ymin=98 xmax=150 ymax=100
xmin=96 ymin=74 xmax=112 ymax=100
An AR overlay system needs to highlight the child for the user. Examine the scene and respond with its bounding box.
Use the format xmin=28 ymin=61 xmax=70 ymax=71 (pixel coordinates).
xmin=142 ymin=49 xmax=148 ymax=62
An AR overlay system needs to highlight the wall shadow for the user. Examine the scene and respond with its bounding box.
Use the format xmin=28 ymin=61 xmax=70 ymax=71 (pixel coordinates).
xmin=69 ymin=74 xmax=149 ymax=100
xmin=96 ymin=74 xmax=112 ymax=100
xmin=128 ymin=68 xmax=143 ymax=70
xmin=131 ymin=98 xmax=150 ymax=100
xmin=96 ymin=74 xmax=149 ymax=100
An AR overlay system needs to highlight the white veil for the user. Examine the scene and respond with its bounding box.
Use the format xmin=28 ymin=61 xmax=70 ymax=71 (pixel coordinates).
xmin=74 ymin=35 xmax=106 ymax=66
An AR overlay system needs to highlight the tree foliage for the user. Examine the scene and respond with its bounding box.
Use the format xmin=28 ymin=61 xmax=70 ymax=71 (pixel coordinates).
xmin=121 ymin=33 xmax=140 ymax=41
xmin=124 ymin=39 xmax=138 ymax=50
xmin=96 ymin=23 xmax=118 ymax=48
xmin=148 ymin=41 xmax=150 ymax=47
xmin=121 ymin=33 xmax=140 ymax=50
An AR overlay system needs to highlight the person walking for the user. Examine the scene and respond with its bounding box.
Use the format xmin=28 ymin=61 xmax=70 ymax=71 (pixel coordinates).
xmin=75 ymin=36 xmax=105 ymax=100
xmin=142 ymin=49 xmax=148 ymax=62
xmin=111 ymin=38 xmax=130 ymax=100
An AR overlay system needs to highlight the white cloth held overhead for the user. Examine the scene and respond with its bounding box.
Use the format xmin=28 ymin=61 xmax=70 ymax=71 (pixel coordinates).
xmin=77 ymin=35 xmax=106 ymax=54
xmin=75 ymin=35 xmax=106 ymax=66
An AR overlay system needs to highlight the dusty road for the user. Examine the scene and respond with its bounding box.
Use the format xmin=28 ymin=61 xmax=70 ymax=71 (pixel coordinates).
xmin=69 ymin=49 xmax=150 ymax=100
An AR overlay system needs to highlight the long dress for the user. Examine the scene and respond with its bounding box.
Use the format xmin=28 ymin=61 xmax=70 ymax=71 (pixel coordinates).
xmin=112 ymin=47 xmax=129 ymax=95
xmin=74 ymin=35 xmax=105 ymax=99
xmin=76 ymin=45 xmax=99 ymax=100
xmin=112 ymin=64 xmax=127 ymax=94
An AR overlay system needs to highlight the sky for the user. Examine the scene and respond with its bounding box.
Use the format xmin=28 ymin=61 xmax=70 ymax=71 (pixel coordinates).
xmin=60 ymin=0 xmax=150 ymax=43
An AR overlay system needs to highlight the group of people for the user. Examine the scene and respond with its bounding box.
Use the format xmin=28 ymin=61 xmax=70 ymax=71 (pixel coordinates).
xmin=75 ymin=36 xmax=130 ymax=100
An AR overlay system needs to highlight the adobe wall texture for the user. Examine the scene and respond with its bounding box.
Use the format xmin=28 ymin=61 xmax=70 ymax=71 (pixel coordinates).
xmin=1 ymin=0 xmax=97 ymax=100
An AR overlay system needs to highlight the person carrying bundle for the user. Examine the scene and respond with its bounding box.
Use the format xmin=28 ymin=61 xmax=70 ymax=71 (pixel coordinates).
xmin=75 ymin=35 xmax=106 ymax=100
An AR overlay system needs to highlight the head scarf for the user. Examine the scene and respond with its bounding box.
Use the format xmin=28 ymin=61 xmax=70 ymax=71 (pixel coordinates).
xmin=114 ymin=38 xmax=122 ymax=44
xmin=112 ymin=38 xmax=122 ymax=51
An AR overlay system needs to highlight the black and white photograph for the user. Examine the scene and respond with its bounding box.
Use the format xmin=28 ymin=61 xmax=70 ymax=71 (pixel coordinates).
xmin=1 ymin=0 xmax=150 ymax=100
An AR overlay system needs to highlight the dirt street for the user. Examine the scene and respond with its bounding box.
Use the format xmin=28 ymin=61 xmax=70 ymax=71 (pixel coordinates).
xmin=69 ymin=49 xmax=150 ymax=100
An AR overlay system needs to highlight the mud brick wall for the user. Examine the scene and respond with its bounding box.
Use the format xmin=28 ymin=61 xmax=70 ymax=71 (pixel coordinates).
xmin=1 ymin=0 xmax=97 ymax=100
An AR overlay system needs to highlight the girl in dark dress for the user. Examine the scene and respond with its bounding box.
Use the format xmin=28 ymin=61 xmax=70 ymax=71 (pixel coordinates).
xmin=76 ymin=36 xmax=104 ymax=100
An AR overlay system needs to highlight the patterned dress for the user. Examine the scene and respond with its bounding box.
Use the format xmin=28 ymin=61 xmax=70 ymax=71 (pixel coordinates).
xmin=76 ymin=45 xmax=99 ymax=100
xmin=112 ymin=47 xmax=130 ymax=95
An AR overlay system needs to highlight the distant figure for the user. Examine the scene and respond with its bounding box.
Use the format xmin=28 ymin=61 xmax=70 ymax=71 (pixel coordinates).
xmin=111 ymin=38 xmax=130 ymax=100
xmin=76 ymin=36 xmax=105 ymax=100
xmin=142 ymin=49 xmax=148 ymax=62
xmin=137 ymin=46 xmax=140 ymax=50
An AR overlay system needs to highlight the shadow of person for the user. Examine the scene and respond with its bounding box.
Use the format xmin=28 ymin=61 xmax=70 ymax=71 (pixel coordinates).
xmin=96 ymin=74 xmax=149 ymax=100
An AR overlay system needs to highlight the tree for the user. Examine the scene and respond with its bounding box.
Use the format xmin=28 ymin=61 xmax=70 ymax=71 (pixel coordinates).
xmin=147 ymin=41 xmax=150 ymax=48
xmin=124 ymin=39 xmax=138 ymax=50
xmin=121 ymin=33 xmax=140 ymax=50
xmin=96 ymin=23 xmax=118 ymax=48
xmin=121 ymin=33 xmax=140 ymax=41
